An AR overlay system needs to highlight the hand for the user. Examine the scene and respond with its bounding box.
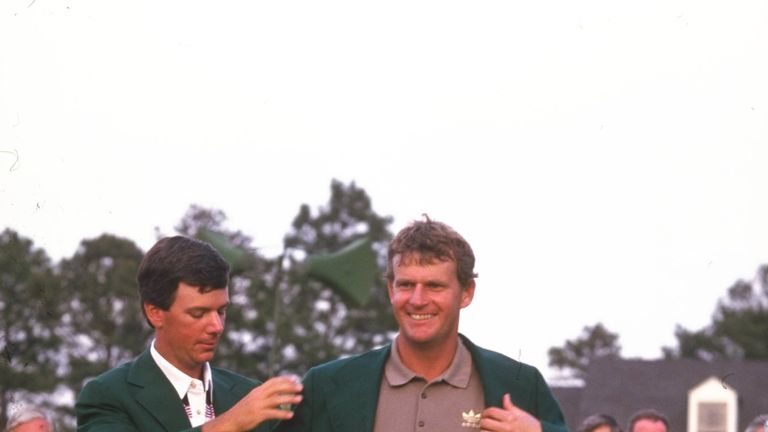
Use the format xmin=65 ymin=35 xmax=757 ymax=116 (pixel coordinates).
xmin=202 ymin=375 xmax=303 ymax=432
xmin=479 ymin=393 xmax=542 ymax=432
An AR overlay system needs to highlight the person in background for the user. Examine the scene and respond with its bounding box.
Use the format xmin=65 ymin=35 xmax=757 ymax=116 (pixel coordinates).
xmin=627 ymin=409 xmax=669 ymax=432
xmin=577 ymin=413 xmax=622 ymax=432
xmin=745 ymin=414 xmax=768 ymax=432
xmin=5 ymin=406 xmax=55 ymax=432
xmin=76 ymin=235 xmax=302 ymax=432
xmin=277 ymin=215 xmax=567 ymax=432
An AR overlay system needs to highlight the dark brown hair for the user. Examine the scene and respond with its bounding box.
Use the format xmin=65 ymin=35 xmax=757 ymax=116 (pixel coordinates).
xmin=386 ymin=215 xmax=477 ymax=288
xmin=137 ymin=236 xmax=230 ymax=327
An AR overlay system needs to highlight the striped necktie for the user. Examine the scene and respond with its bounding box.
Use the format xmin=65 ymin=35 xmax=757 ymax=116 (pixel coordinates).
xmin=182 ymin=383 xmax=215 ymax=423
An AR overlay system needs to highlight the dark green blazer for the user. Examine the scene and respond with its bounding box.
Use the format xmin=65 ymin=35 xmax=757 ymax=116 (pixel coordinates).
xmin=276 ymin=335 xmax=568 ymax=432
xmin=76 ymin=350 xmax=269 ymax=432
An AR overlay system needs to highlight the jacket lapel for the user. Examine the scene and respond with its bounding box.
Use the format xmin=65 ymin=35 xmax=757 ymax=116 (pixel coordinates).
xmin=461 ymin=334 xmax=517 ymax=407
xmin=326 ymin=345 xmax=390 ymax=432
xmin=129 ymin=350 xmax=192 ymax=431
xmin=212 ymin=371 xmax=240 ymax=413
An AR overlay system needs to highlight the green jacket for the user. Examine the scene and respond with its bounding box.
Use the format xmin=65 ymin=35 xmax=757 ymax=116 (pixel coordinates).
xmin=76 ymin=350 xmax=270 ymax=432
xmin=276 ymin=335 xmax=568 ymax=432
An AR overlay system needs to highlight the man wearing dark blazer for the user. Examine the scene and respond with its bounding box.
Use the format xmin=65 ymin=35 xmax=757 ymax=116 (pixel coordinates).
xmin=76 ymin=236 xmax=303 ymax=432
xmin=277 ymin=217 xmax=567 ymax=432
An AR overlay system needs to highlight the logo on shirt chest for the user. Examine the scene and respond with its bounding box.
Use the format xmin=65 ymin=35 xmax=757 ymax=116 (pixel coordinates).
xmin=461 ymin=410 xmax=481 ymax=428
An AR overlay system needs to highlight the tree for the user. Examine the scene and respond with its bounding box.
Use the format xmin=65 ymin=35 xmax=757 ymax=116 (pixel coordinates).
xmin=548 ymin=322 xmax=621 ymax=380
xmin=664 ymin=264 xmax=768 ymax=361
xmin=0 ymin=229 xmax=60 ymax=428
xmin=276 ymin=179 xmax=397 ymax=375
xmin=57 ymin=234 xmax=149 ymax=397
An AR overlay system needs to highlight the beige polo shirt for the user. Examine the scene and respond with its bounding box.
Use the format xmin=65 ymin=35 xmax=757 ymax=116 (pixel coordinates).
xmin=373 ymin=337 xmax=485 ymax=432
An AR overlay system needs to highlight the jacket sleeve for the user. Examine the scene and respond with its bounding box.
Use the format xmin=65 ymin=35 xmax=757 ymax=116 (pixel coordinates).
xmin=530 ymin=367 xmax=569 ymax=432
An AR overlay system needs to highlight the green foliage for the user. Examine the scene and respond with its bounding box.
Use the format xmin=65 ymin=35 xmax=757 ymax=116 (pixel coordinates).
xmin=276 ymin=179 xmax=397 ymax=375
xmin=57 ymin=234 xmax=149 ymax=395
xmin=548 ymin=322 xmax=621 ymax=379
xmin=665 ymin=265 xmax=768 ymax=361
xmin=0 ymin=229 xmax=60 ymax=428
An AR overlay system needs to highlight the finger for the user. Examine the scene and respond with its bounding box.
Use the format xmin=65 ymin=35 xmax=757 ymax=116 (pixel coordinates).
xmin=283 ymin=374 xmax=302 ymax=384
xmin=480 ymin=408 xmax=512 ymax=424
xmin=277 ymin=393 xmax=303 ymax=406
xmin=265 ymin=375 xmax=302 ymax=387
xmin=482 ymin=405 xmax=515 ymax=423
xmin=479 ymin=417 xmax=504 ymax=431
xmin=267 ymin=378 xmax=303 ymax=410
xmin=480 ymin=413 xmax=516 ymax=432
xmin=502 ymin=393 xmax=514 ymax=411
xmin=261 ymin=407 xmax=297 ymax=421
xmin=263 ymin=376 xmax=304 ymax=395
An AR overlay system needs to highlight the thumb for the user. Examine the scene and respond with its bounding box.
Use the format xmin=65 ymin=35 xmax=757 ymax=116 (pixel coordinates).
xmin=502 ymin=393 xmax=514 ymax=411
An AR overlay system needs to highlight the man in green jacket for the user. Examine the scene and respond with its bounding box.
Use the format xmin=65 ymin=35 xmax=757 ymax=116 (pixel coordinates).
xmin=277 ymin=216 xmax=567 ymax=432
xmin=76 ymin=236 xmax=303 ymax=432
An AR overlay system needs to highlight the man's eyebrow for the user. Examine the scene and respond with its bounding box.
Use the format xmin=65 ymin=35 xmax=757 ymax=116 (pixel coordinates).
xmin=185 ymin=302 xmax=230 ymax=312
xmin=423 ymin=279 xmax=448 ymax=286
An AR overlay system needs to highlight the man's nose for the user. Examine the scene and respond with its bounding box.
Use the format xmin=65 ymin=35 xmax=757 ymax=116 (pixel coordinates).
xmin=409 ymin=285 xmax=429 ymax=305
xmin=208 ymin=312 xmax=224 ymax=333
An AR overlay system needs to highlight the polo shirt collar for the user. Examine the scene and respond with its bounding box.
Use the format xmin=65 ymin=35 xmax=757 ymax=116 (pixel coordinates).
xmin=385 ymin=336 xmax=472 ymax=388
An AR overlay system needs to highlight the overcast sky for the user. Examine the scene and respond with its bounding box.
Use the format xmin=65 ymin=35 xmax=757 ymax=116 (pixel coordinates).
xmin=2 ymin=0 xmax=767 ymax=379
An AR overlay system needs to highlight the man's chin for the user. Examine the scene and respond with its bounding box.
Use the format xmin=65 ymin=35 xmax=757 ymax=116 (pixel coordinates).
xmin=400 ymin=332 xmax=439 ymax=347
xmin=196 ymin=346 xmax=218 ymax=361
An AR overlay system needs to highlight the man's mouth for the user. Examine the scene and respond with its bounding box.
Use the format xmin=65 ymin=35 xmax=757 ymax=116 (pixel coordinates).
xmin=409 ymin=313 xmax=435 ymax=321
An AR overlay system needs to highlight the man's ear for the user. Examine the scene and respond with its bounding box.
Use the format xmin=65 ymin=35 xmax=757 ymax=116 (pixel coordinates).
xmin=144 ymin=303 xmax=164 ymax=329
xmin=387 ymin=280 xmax=395 ymax=304
xmin=460 ymin=280 xmax=476 ymax=309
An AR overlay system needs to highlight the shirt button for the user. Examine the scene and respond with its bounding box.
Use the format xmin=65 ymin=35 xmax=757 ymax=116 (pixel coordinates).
xmin=418 ymin=420 xmax=425 ymax=427
xmin=190 ymin=382 xmax=197 ymax=389
xmin=196 ymin=409 xmax=202 ymax=415
xmin=421 ymin=392 xmax=427 ymax=399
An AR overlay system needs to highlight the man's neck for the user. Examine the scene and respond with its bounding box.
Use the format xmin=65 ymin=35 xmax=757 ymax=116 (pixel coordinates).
xmin=151 ymin=339 xmax=204 ymax=380
xmin=395 ymin=335 xmax=459 ymax=382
